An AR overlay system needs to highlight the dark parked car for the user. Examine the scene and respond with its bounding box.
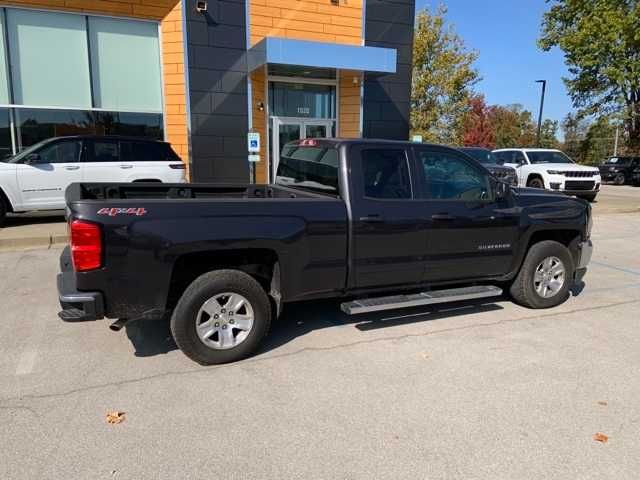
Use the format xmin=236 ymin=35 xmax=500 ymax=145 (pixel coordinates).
xmin=456 ymin=147 xmax=518 ymax=185
xmin=58 ymin=139 xmax=593 ymax=365
xmin=598 ymin=156 xmax=640 ymax=185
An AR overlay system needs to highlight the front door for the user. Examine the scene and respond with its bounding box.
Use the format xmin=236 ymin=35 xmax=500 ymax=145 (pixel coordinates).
xmin=413 ymin=146 xmax=520 ymax=282
xmin=349 ymin=144 xmax=427 ymax=290
xmin=272 ymin=117 xmax=333 ymax=179
xmin=16 ymin=138 xmax=84 ymax=209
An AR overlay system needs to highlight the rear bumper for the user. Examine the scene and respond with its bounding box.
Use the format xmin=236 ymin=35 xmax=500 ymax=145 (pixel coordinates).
xmin=57 ymin=270 xmax=104 ymax=322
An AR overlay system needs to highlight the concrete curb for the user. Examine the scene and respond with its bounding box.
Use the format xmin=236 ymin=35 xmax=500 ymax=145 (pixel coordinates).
xmin=0 ymin=234 xmax=68 ymax=252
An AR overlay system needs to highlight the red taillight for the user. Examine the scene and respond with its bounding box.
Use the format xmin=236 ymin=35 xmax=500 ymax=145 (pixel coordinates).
xmin=169 ymin=163 xmax=186 ymax=169
xmin=70 ymin=220 xmax=102 ymax=272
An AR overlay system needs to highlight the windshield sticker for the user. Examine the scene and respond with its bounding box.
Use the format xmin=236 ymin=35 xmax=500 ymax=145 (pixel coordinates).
xmin=97 ymin=207 xmax=148 ymax=217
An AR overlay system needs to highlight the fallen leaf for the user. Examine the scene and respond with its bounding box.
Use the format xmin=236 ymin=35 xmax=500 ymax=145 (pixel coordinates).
xmin=106 ymin=411 xmax=125 ymax=424
xmin=593 ymin=432 xmax=608 ymax=443
xmin=597 ymin=401 xmax=608 ymax=406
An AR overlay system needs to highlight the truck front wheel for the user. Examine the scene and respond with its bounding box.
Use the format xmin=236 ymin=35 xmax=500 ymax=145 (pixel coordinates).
xmin=509 ymin=240 xmax=574 ymax=309
xmin=171 ymin=270 xmax=272 ymax=365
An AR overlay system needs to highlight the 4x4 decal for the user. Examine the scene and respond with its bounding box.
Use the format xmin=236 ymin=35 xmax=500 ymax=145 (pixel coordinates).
xmin=97 ymin=207 xmax=148 ymax=217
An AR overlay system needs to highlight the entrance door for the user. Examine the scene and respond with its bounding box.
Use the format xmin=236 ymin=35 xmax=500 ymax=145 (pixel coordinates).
xmin=272 ymin=117 xmax=333 ymax=179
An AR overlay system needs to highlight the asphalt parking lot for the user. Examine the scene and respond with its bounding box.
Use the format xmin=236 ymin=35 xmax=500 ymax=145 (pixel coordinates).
xmin=1 ymin=189 xmax=640 ymax=479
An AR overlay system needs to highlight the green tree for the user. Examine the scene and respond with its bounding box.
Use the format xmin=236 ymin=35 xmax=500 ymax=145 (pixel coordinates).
xmin=579 ymin=117 xmax=617 ymax=165
xmin=411 ymin=5 xmax=480 ymax=144
xmin=561 ymin=113 xmax=588 ymax=160
xmin=539 ymin=0 xmax=640 ymax=150
xmin=489 ymin=104 xmax=537 ymax=148
xmin=539 ymin=119 xmax=560 ymax=149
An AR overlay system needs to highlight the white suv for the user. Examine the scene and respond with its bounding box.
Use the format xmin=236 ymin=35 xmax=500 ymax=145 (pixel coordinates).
xmin=0 ymin=135 xmax=186 ymax=225
xmin=493 ymin=148 xmax=601 ymax=202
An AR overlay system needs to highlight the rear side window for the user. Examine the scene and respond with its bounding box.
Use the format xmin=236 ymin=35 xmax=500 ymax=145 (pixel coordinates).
xmin=276 ymin=145 xmax=339 ymax=194
xmin=361 ymin=149 xmax=412 ymax=199
xmin=92 ymin=141 xmax=119 ymax=163
xmin=120 ymin=141 xmax=178 ymax=162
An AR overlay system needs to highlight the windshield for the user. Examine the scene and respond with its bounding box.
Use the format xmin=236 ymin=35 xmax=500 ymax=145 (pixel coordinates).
xmin=604 ymin=157 xmax=630 ymax=165
xmin=5 ymin=139 xmax=51 ymax=163
xmin=461 ymin=148 xmax=500 ymax=165
xmin=275 ymin=144 xmax=339 ymax=195
xmin=526 ymin=151 xmax=574 ymax=164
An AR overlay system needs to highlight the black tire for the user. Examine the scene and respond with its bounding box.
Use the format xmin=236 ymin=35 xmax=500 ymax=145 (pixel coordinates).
xmin=170 ymin=270 xmax=272 ymax=365
xmin=0 ymin=197 xmax=7 ymax=228
xmin=614 ymin=173 xmax=626 ymax=185
xmin=527 ymin=177 xmax=545 ymax=189
xmin=509 ymin=240 xmax=574 ymax=309
xmin=579 ymin=194 xmax=597 ymax=203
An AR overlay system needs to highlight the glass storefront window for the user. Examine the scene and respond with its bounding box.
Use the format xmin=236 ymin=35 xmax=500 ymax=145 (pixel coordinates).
xmin=0 ymin=8 xmax=165 ymax=155
xmin=6 ymin=9 xmax=92 ymax=108
xmin=0 ymin=10 xmax=10 ymax=104
xmin=14 ymin=108 xmax=163 ymax=150
xmin=88 ymin=17 xmax=162 ymax=112
xmin=269 ymin=82 xmax=336 ymax=119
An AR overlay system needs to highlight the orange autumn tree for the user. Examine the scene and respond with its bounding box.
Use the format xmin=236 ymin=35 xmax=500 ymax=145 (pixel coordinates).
xmin=462 ymin=95 xmax=495 ymax=148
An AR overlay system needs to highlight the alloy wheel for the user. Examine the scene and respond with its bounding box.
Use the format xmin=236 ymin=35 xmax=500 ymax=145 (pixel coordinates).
xmin=195 ymin=293 xmax=254 ymax=350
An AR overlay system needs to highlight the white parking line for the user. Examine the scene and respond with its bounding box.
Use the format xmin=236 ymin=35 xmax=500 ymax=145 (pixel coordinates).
xmin=15 ymin=349 xmax=38 ymax=376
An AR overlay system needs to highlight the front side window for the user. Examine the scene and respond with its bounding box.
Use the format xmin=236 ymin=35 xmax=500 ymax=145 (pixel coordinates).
xmin=37 ymin=140 xmax=82 ymax=164
xmin=526 ymin=151 xmax=574 ymax=164
xmin=276 ymin=145 xmax=339 ymax=194
xmin=417 ymin=150 xmax=493 ymax=201
xmin=361 ymin=149 xmax=412 ymax=200
xmin=92 ymin=141 xmax=119 ymax=163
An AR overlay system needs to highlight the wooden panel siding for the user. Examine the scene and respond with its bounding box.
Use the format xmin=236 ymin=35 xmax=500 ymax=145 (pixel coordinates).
xmin=249 ymin=0 xmax=363 ymax=47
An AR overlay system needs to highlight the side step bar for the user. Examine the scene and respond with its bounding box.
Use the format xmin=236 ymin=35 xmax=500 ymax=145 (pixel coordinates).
xmin=340 ymin=285 xmax=503 ymax=315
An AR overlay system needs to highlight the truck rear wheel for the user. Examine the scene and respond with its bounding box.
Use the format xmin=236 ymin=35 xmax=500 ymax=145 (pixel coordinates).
xmin=171 ymin=270 xmax=272 ymax=365
xmin=509 ymin=240 xmax=574 ymax=309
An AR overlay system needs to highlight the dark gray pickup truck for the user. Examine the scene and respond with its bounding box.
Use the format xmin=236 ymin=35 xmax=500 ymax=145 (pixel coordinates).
xmin=58 ymin=139 xmax=593 ymax=364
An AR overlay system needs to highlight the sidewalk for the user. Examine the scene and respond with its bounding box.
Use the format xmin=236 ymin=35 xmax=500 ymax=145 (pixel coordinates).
xmin=0 ymin=212 xmax=67 ymax=252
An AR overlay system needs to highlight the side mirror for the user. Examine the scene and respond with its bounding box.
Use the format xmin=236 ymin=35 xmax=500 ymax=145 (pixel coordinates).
xmin=24 ymin=153 xmax=41 ymax=165
xmin=495 ymin=180 xmax=509 ymax=199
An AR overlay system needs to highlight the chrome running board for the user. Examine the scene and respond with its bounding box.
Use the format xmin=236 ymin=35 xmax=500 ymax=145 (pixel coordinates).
xmin=340 ymin=285 xmax=503 ymax=315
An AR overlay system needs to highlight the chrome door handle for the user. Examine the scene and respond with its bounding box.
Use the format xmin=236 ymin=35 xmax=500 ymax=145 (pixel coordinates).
xmin=64 ymin=165 xmax=80 ymax=170
xmin=119 ymin=165 xmax=133 ymax=169
xmin=431 ymin=213 xmax=455 ymax=221
xmin=359 ymin=214 xmax=383 ymax=223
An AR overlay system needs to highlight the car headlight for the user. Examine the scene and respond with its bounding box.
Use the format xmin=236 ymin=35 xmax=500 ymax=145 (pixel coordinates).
xmin=547 ymin=170 xmax=563 ymax=175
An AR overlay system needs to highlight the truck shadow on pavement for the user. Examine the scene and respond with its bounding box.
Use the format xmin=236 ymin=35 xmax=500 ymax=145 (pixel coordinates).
xmin=123 ymin=298 xmax=506 ymax=359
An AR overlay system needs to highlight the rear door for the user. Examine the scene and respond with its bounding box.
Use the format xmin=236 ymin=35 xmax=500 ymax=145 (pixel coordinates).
xmin=119 ymin=140 xmax=185 ymax=182
xmin=413 ymin=146 xmax=520 ymax=282
xmin=83 ymin=138 xmax=125 ymax=183
xmin=349 ymin=144 xmax=426 ymax=289
xmin=16 ymin=139 xmax=84 ymax=209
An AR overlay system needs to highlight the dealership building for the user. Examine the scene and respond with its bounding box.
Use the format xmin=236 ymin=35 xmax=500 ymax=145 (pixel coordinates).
xmin=0 ymin=0 xmax=415 ymax=182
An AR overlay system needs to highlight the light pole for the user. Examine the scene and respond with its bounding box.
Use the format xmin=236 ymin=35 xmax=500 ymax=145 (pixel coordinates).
xmin=535 ymin=80 xmax=547 ymax=147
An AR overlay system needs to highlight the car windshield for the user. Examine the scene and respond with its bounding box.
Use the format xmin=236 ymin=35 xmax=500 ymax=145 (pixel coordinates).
xmin=461 ymin=149 xmax=501 ymax=165
xmin=604 ymin=157 xmax=630 ymax=165
xmin=526 ymin=151 xmax=574 ymax=164
xmin=275 ymin=144 xmax=339 ymax=195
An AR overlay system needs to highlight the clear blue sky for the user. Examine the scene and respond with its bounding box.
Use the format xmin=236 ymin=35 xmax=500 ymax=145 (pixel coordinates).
xmin=416 ymin=0 xmax=573 ymax=128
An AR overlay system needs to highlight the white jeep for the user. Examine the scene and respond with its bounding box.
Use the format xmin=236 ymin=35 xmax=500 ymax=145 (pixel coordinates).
xmin=492 ymin=148 xmax=601 ymax=202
